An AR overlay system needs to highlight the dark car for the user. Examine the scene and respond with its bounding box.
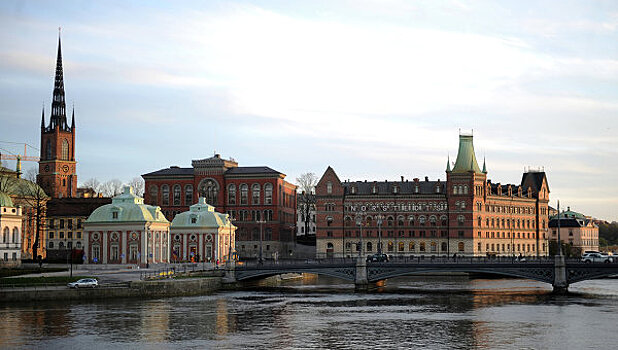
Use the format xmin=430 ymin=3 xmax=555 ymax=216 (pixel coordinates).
xmin=366 ymin=253 xmax=389 ymax=263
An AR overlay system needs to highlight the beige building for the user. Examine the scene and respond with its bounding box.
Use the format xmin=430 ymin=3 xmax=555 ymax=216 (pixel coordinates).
xmin=0 ymin=192 xmax=23 ymax=266
xmin=84 ymin=186 xmax=170 ymax=265
xmin=170 ymin=197 xmax=236 ymax=263
xmin=549 ymin=207 xmax=598 ymax=253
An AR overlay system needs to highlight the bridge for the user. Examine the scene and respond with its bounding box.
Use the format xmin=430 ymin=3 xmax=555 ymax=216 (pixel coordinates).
xmin=223 ymin=256 xmax=618 ymax=293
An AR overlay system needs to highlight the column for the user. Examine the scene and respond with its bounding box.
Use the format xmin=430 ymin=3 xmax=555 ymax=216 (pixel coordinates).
xmin=102 ymin=231 xmax=108 ymax=264
xmin=198 ymin=232 xmax=204 ymax=262
xmin=183 ymin=233 xmax=188 ymax=260
xmin=121 ymin=231 xmax=127 ymax=264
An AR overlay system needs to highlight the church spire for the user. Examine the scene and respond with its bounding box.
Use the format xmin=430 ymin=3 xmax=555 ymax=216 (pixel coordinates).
xmin=446 ymin=155 xmax=451 ymax=173
xmin=482 ymin=157 xmax=487 ymax=174
xmin=50 ymin=28 xmax=67 ymax=129
xmin=71 ymin=105 xmax=75 ymax=129
xmin=41 ymin=106 xmax=45 ymax=129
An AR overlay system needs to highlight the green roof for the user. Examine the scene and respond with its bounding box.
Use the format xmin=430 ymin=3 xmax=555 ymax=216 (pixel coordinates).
xmin=452 ymin=134 xmax=482 ymax=174
xmin=171 ymin=197 xmax=233 ymax=229
xmin=0 ymin=175 xmax=48 ymax=198
xmin=0 ymin=192 xmax=14 ymax=207
xmin=86 ymin=186 xmax=168 ymax=224
xmin=551 ymin=207 xmax=586 ymax=220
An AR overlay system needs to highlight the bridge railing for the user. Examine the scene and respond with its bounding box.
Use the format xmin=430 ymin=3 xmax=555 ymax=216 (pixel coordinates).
xmin=236 ymin=256 xmax=575 ymax=269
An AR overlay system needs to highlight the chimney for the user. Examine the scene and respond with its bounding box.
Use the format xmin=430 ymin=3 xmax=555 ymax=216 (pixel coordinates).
xmin=425 ymin=176 xmax=429 ymax=182
xmin=401 ymin=176 xmax=404 ymax=182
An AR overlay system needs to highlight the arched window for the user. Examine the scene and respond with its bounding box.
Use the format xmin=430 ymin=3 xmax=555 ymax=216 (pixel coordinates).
xmin=45 ymin=139 xmax=52 ymax=160
xmin=198 ymin=179 xmax=219 ymax=205
xmin=252 ymin=184 xmax=260 ymax=205
xmin=419 ymin=242 xmax=426 ymax=252
xmin=12 ymin=227 xmax=18 ymax=243
xmin=464 ymin=185 xmax=468 ymax=194
xmin=326 ymin=182 xmax=333 ymax=194
xmin=240 ymin=184 xmax=248 ymax=204
xmin=264 ymin=228 xmax=272 ymax=240
xmin=252 ymin=228 xmax=260 ymax=240
xmin=409 ymin=242 xmax=415 ymax=251
xmin=228 ymin=184 xmax=236 ymax=205
xmin=61 ymin=139 xmax=69 ymax=160
xmin=387 ymin=216 xmax=394 ymax=226
xmin=173 ymin=184 xmax=181 ymax=206
xmin=184 ymin=184 xmax=193 ymax=205
xmin=458 ymin=242 xmax=465 ymax=252
xmin=387 ymin=241 xmax=394 ymax=252
xmin=161 ymin=185 xmax=169 ymax=206
xmin=441 ymin=242 xmax=447 ymax=251
xmin=264 ymin=183 xmax=273 ymax=204
xmin=2 ymin=227 xmax=8 ymax=243
xmin=453 ymin=185 xmax=458 ymax=194
xmin=429 ymin=216 xmax=437 ymax=226
xmin=441 ymin=216 xmax=448 ymax=226
xmin=408 ymin=216 xmax=415 ymax=226
xmin=430 ymin=242 xmax=437 ymax=252
xmin=457 ymin=215 xmax=465 ymax=226
xmin=366 ymin=216 xmax=373 ymax=226
xmin=149 ymin=185 xmax=158 ymax=204
xmin=398 ymin=242 xmax=405 ymax=252
xmin=367 ymin=242 xmax=373 ymax=252
xmin=397 ymin=216 xmax=405 ymax=226
xmin=419 ymin=216 xmax=426 ymax=226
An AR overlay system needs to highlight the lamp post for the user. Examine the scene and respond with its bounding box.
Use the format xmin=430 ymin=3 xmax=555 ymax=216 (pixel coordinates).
xmin=377 ymin=215 xmax=383 ymax=256
xmin=557 ymin=200 xmax=563 ymax=257
xmin=355 ymin=215 xmax=364 ymax=260
xmin=228 ymin=217 xmax=235 ymax=262
xmin=257 ymin=220 xmax=266 ymax=264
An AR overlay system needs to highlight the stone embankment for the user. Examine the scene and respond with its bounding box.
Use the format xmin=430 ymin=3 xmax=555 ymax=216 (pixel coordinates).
xmin=0 ymin=277 xmax=222 ymax=303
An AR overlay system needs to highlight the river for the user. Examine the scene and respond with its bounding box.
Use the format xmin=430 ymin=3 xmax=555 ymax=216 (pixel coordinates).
xmin=1 ymin=276 xmax=618 ymax=349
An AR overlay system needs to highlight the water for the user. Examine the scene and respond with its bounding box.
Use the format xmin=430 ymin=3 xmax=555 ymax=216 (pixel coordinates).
xmin=1 ymin=276 xmax=618 ymax=349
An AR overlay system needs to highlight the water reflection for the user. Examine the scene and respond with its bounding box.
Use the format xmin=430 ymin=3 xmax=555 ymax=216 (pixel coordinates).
xmin=0 ymin=276 xmax=617 ymax=349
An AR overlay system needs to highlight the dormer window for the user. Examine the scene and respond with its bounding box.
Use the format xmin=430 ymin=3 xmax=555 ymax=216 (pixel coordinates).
xmin=435 ymin=186 xmax=440 ymax=193
xmin=372 ymin=185 xmax=377 ymax=194
xmin=393 ymin=186 xmax=398 ymax=194
xmin=415 ymin=186 xmax=419 ymax=193
xmin=351 ymin=186 xmax=356 ymax=194
xmin=112 ymin=211 xmax=118 ymax=219
xmin=190 ymin=215 xmax=197 ymax=224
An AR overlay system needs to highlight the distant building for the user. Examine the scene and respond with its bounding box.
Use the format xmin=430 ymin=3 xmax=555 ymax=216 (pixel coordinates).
xmin=142 ymin=154 xmax=297 ymax=260
xmin=84 ymin=187 xmax=169 ymax=265
xmin=549 ymin=207 xmax=598 ymax=253
xmin=296 ymin=192 xmax=316 ymax=236
xmin=45 ymin=197 xmax=111 ymax=261
xmin=0 ymin=192 xmax=23 ymax=267
xmin=315 ymin=133 xmax=550 ymax=258
xmin=170 ymin=197 xmax=236 ymax=263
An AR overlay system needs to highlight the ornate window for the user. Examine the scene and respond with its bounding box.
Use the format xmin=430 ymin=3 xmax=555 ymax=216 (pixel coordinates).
xmin=252 ymin=184 xmax=260 ymax=205
xmin=149 ymin=185 xmax=158 ymax=204
xmin=61 ymin=139 xmax=69 ymax=160
xmin=457 ymin=215 xmax=465 ymax=226
xmin=198 ymin=179 xmax=219 ymax=205
xmin=240 ymin=184 xmax=248 ymax=204
xmin=161 ymin=185 xmax=169 ymax=206
xmin=173 ymin=184 xmax=181 ymax=206
xmin=228 ymin=184 xmax=236 ymax=205
xmin=264 ymin=183 xmax=273 ymax=204
xmin=184 ymin=184 xmax=193 ymax=205
xmin=409 ymin=242 xmax=415 ymax=251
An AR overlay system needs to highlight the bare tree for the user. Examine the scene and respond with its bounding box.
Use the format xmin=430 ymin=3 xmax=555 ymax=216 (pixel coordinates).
xmin=24 ymin=167 xmax=38 ymax=182
xmin=128 ymin=176 xmax=145 ymax=197
xmin=101 ymin=179 xmax=124 ymax=197
xmin=296 ymin=173 xmax=318 ymax=237
xmin=16 ymin=178 xmax=49 ymax=260
xmin=82 ymin=177 xmax=102 ymax=194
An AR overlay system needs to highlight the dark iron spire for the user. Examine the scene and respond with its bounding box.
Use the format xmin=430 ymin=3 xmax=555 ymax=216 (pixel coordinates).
xmin=50 ymin=28 xmax=67 ymax=130
xmin=41 ymin=105 xmax=45 ymax=129
xmin=71 ymin=104 xmax=75 ymax=129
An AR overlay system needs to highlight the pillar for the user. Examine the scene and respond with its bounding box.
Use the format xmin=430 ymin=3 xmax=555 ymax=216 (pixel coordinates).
xmin=355 ymin=257 xmax=368 ymax=291
xmin=553 ymin=255 xmax=568 ymax=294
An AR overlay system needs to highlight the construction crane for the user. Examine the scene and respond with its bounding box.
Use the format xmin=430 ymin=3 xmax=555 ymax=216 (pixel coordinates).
xmin=0 ymin=141 xmax=40 ymax=162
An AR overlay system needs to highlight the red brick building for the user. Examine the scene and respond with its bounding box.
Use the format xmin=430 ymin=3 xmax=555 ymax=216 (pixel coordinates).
xmin=315 ymin=133 xmax=550 ymax=258
xmin=37 ymin=35 xmax=77 ymax=199
xmin=142 ymin=154 xmax=297 ymax=260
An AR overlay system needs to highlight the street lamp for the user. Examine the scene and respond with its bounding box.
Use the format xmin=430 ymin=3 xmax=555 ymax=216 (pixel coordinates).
xmin=355 ymin=215 xmax=364 ymax=260
xmin=377 ymin=215 xmax=383 ymax=255
xmin=228 ymin=216 xmax=235 ymax=262
xmin=257 ymin=220 xmax=266 ymax=264
xmin=557 ymin=200 xmax=563 ymax=257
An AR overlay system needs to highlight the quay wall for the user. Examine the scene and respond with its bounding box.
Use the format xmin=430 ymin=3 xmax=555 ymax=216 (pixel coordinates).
xmin=0 ymin=277 xmax=222 ymax=303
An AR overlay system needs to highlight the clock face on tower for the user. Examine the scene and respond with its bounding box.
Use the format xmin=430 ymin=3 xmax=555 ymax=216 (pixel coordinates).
xmin=62 ymin=165 xmax=69 ymax=173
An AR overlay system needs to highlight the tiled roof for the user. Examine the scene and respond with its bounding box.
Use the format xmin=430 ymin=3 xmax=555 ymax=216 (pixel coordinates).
xmin=225 ymin=166 xmax=282 ymax=175
xmin=342 ymin=180 xmax=445 ymax=196
xmin=47 ymin=197 xmax=112 ymax=217
xmin=142 ymin=167 xmax=194 ymax=177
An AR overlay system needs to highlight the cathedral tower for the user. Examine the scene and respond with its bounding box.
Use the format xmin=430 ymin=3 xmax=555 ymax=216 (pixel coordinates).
xmin=38 ymin=33 xmax=77 ymax=198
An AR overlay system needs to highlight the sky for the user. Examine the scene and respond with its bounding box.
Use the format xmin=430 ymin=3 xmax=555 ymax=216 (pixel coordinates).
xmin=0 ymin=0 xmax=617 ymax=221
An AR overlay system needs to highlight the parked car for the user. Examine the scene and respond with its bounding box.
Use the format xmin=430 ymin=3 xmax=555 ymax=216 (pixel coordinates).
xmin=366 ymin=253 xmax=389 ymax=263
xmin=581 ymin=253 xmax=613 ymax=264
xmin=67 ymin=278 xmax=98 ymax=288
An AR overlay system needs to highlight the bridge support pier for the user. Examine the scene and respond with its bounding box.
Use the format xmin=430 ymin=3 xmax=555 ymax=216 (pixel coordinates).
xmin=552 ymin=255 xmax=568 ymax=294
xmin=222 ymin=260 xmax=237 ymax=284
xmin=355 ymin=258 xmax=369 ymax=291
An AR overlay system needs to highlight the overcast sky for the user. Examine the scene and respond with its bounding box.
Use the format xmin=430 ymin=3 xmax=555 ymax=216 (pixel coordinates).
xmin=1 ymin=1 xmax=617 ymax=221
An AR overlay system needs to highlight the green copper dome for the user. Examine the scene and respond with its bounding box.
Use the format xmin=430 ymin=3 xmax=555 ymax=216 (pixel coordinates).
xmin=0 ymin=192 xmax=14 ymax=207
xmin=86 ymin=186 xmax=168 ymax=224
xmin=452 ymin=134 xmax=482 ymax=174
xmin=171 ymin=197 xmax=233 ymax=229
